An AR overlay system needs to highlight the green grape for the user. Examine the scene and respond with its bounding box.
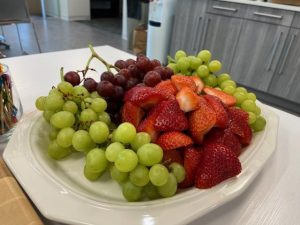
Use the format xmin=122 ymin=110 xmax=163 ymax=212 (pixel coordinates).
xmin=48 ymin=140 xmax=72 ymax=160
xmin=220 ymin=80 xmax=237 ymax=89
xmin=130 ymin=132 xmax=151 ymax=151
xmin=81 ymin=97 xmax=93 ymax=110
xmin=144 ymin=183 xmax=160 ymax=200
xmin=208 ymin=60 xmax=222 ymax=73
xmin=63 ymin=101 xmax=78 ymax=114
xmin=89 ymin=121 xmax=109 ymax=144
xmin=105 ymin=142 xmax=125 ymax=162
xmin=57 ymin=81 xmax=74 ymax=95
xmin=91 ymin=98 xmax=107 ymax=113
xmin=223 ymin=86 xmax=236 ymax=95
xmin=49 ymin=128 xmax=59 ymax=140
xmin=114 ymin=122 xmax=137 ymax=144
xmin=251 ymin=116 xmax=266 ymax=132
xmin=50 ymin=111 xmax=75 ymax=129
xmin=115 ymin=149 xmax=138 ymax=172
xmin=43 ymin=110 xmax=55 ymax=122
xmin=254 ymin=106 xmax=261 ymax=115
xmin=167 ymin=63 xmax=179 ymax=74
xmin=129 ymin=164 xmax=150 ymax=187
xmin=86 ymin=148 xmax=108 ymax=173
xmin=248 ymin=112 xmax=257 ymax=125
xmin=84 ymin=165 xmax=102 ymax=181
xmin=110 ymin=165 xmax=128 ymax=183
xmin=111 ymin=129 xmax=117 ymax=142
xmin=44 ymin=94 xmax=64 ymax=111
xmin=233 ymin=92 xmax=247 ymax=105
xmin=73 ymin=86 xmax=90 ymax=102
xmin=175 ymin=50 xmax=187 ymax=61
xmin=247 ymin=92 xmax=257 ymax=101
xmin=35 ymin=96 xmax=46 ymax=111
xmin=48 ymin=88 xmax=63 ymax=97
xmin=203 ymin=74 xmax=218 ymax=87
xmin=72 ymin=130 xmax=94 ymax=152
xmin=98 ymin=112 xmax=111 ymax=125
xmin=217 ymin=73 xmax=231 ymax=86
xmin=197 ymin=50 xmax=212 ymax=63
xmin=177 ymin=57 xmax=190 ymax=72
xmin=188 ymin=56 xmax=202 ymax=70
xmin=169 ymin=162 xmax=186 ymax=183
xmin=122 ymin=181 xmax=142 ymax=202
xmin=215 ymin=87 xmax=222 ymax=91
xmin=90 ymin=91 xmax=101 ymax=99
xmin=235 ymin=87 xmax=248 ymax=94
xmin=137 ymin=143 xmax=163 ymax=166
xmin=57 ymin=127 xmax=75 ymax=148
xmin=241 ymin=99 xmax=257 ymax=113
xmin=149 ymin=164 xmax=169 ymax=186
xmin=196 ymin=65 xmax=209 ymax=78
xmin=80 ymin=108 xmax=98 ymax=124
xmin=157 ymin=173 xmax=177 ymax=198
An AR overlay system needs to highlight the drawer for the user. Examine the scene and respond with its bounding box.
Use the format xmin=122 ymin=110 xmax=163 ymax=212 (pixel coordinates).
xmin=291 ymin=12 xmax=300 ymax=29
xmin=245 ymin=5 xmax=294 ymax=27
xmin=206 ymin=0 xmax=247 ymax=18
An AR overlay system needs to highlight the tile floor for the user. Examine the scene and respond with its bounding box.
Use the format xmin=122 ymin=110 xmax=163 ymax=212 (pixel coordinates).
xmin=0 ymin=16 xmax=129 ymax=58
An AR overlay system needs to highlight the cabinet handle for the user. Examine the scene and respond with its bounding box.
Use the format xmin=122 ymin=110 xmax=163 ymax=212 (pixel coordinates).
xmin=253 ymin=12 xmax=283 ymax=20
xmin=200 ymin=18 xmax=211 ymax=50
xmin=212 ymin=5 xmax=237 ymax=12
xmin=192 ymin=17 xmax=202 ymax=52
xmin=279 ymin=34 xmax=296 ymax=75
xmin=267 ymin=32 xmax=283 ymax=71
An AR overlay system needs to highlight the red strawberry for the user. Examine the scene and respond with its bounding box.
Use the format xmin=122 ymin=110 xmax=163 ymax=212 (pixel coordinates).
xmin=179 ymin=146 xmax=203 ymax=188
xmin=228 ymin=107 xmax=252 ymax=146
xmin=124 ymin=86 xmax=166 ymax=109
xmin=204 ymin=128 xmax=242 ymax=156
xmin=154 ymin=80 xmax=177 ymax=99
xmin=191 ymin=76 xmax=204 ymax=94
xmin=189 ymin=97 xmax=216 ymax=144
xmin=171 ymin=75 xmax=197 ymax=92
xmin=154 ymin=100 xmax=189 ymax=132
xmin=195 ymin=143 xmax=242 ymax=189
xmin=137 ymin=106 xmax=161 ymax=141
xmin=156 ymin=131 xmax=193 ymax=151
xmin=176 ymin=87 xmax=201 ymax=112
xmin=203 ymin=87 xmax=236 ymax=106
xmin=121 ymin=101 xmax=145 ymax=128
xmin=162 ymin=149 xmax=183 ymax=166
xmin=204 ymin=95 xmax=229 ymax=128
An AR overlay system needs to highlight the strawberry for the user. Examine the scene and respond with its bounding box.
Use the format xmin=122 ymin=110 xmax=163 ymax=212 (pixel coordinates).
xmin=191 ymin=76 xmax=204 ymax=94
xmin=195 ymin=143 xmax=242 ymax=189
xmin=228 ymin=107 xmax=252 ymax=146
xmin=124 ymin=86 xmax=166 ymax=109
xmin=121 ymin=101 xmax=145 ymax=128
xmin=203 ymin=128 xmax=242 ymax=156
xmin=203 ymin=87 xmax=236 ymax=106
xmin=204 ymin=95 xmax=229 ymax=128
xmin=162 ymin=149 xmax=183 ymax=166
xmin=176 ymin=87 xmax=201 ymax=112
xmin=171 ymin=75 xmax=197 ymax=92
xmin=154 ymin=80 xmax=177 ymax=99
xmin=156 ymin=131 xmax=193 ymax=151
xmin=179 ymin=146 xmax=203 ymax=188
xmin=189 ymin=97 xmax=216 ymax=144
xmin=154 ymin=100 xmax=189 ymax=132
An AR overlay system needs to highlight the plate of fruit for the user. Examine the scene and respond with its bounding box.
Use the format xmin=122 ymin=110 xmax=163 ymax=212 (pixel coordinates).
xmin=3 ymin=46 xmax=279 ymax=225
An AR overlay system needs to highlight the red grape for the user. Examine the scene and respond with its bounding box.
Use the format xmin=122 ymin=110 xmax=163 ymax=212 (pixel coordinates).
xmin=101 ymin=71 xmax=116 ymax=84
xmin=64 ymin=71 xmax=80 ymax=86
xmin=128 ymin=64 xmax=140 ymax=78
xmin=136 ymin=56 xmax=151 ymax=72
xmin=126 ymin=77 xmax=139 ymax=90
xmin=165 ymin=67 xmax=174 ymax=79
xmin=113 ymin=86 xmax=124 ymax=100
xmin=114 ymin=60 xmax=127 ymax=69
xmin=119 ymin=69 xmax=132 ymax=80
xmin=150 ymin=59 xmax=161 ymax=70
xmin=143 ymin=71 xmax=161 ymax=87
xmin=106 ymin=101 xmax=118 ymax=114
xmin=115 ymin=74 xmax=127 ymax=87
xmin=136 ymin=83 xmax=146 ymax=87
xmin=83 ymin=78 xmax=97 ymax=92
xmin=126 ymin=59 xmax=136 ymax=67
xmin=97 ymin=80 xmax=115 ymax=97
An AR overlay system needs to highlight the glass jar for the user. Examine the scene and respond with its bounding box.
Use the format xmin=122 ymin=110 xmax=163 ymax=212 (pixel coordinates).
xmin=0 ymin=63 xmax=23 ymax=143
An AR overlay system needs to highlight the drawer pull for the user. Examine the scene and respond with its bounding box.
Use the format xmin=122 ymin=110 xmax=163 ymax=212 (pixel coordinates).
xmin=279 ymin=34 xmax=296 ymax=75
xmin=267 ymin=32 xmax=283 ymax=71
xmin=253 ymin=12 xmax=283 ymax=20
xmin=212 ymin=5 xmax=237 ymax=12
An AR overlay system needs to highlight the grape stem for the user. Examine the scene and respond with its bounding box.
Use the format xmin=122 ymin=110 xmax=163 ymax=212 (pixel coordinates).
xmin=60 ymin=67 xmax=64 ymax=81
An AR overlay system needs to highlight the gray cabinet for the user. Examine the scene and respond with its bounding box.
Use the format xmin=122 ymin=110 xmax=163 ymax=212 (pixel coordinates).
xmin=269 ymin=28 xmax=300 ymax=104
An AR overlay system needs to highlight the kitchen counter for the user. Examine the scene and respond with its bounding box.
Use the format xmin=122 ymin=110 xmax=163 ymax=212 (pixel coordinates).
xmin=220 ymin=0 xmax=300 ymax=12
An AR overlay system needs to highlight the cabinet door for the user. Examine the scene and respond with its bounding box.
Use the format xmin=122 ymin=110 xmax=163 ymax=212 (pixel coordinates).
xmin=230 ymin=20 xmax=289 ymax=92
xmin=269 ymin=28 xmax=300 ymax=104
xmin=201 ymin=14 xmax=243 ymax=73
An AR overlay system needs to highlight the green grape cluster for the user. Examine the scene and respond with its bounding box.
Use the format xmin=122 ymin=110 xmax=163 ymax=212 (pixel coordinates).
xmin=168 ymin=49 xmax=266 ymax=132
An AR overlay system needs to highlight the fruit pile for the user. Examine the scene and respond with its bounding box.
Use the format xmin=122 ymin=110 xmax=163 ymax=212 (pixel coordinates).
xmin=35 ymin=46 xmax=266 ymax=202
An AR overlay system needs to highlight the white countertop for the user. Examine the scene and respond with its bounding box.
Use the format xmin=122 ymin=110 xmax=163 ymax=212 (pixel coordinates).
xmin=220 ymin=0 xmax=300 ymax=12
xmin=1 ymin=46 xmax=300 ymax=225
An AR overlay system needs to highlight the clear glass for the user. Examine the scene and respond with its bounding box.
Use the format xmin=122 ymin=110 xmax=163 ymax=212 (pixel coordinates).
xmin=0 ymin=63 xmax=23 ymax=143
